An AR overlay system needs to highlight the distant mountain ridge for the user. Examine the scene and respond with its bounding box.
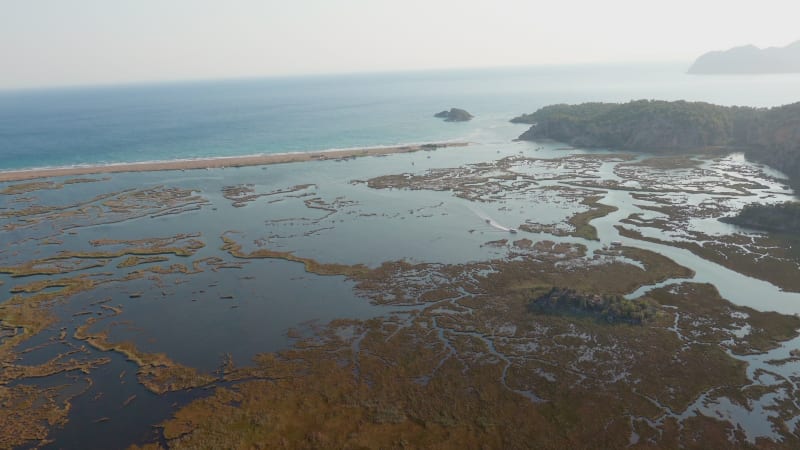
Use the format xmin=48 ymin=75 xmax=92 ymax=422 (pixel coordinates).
xmin=689 ymin=41 xmax=800 ymax=74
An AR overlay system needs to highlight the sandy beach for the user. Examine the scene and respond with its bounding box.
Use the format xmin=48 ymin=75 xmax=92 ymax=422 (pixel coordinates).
xmin=0 ymin=142 xmax=468 ymax=182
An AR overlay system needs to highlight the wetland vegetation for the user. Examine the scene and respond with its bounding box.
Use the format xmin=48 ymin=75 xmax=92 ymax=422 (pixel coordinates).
xmin=1 ymin=124 xmax=799 ymax=448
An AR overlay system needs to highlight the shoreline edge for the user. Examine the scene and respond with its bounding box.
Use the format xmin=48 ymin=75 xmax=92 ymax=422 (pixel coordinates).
xmin=0 ymin=142 xmax=469 ymax=182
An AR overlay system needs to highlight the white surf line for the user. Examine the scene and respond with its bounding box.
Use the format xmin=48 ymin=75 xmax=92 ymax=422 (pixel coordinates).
xmin=466 ymin=204 xmax=516 ymax=232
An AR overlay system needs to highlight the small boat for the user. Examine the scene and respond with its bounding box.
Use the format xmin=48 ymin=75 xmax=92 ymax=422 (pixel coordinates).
xmin=509 ymin=229 xmax=518 ymax=234
xmin=485 ymin=219 xmax=492 ymax=224
xmin=610 ymin=240 xmax=622 ymax=247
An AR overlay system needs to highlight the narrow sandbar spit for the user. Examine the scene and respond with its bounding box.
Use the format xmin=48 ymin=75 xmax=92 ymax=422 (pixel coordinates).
xmin=0 ymin=142 xmax=468 ymax=182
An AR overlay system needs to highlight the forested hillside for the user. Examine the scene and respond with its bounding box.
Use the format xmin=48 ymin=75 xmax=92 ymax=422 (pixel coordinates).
xmin=513 ymin=100 xmax=800 ymax=191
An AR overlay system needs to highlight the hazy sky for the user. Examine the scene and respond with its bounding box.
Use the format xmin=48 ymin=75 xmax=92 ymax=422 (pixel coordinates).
xmin=1 ymin=0 xmax=798 ymax=89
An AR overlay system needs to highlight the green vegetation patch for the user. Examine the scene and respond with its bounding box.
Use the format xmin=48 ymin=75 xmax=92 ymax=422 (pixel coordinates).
xmin=528 ymin=287 xmax=659 ymax=324
xmin=721 ymin=201 xmax=800 ymax=234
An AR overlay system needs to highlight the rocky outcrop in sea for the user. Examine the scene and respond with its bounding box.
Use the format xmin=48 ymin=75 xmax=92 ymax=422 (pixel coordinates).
xmin=434 ymin=108 xmax=473 ymax=122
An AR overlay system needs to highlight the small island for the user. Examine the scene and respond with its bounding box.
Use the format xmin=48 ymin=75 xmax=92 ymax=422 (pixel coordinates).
xmin=689 ymin=40 xmax=800 ymax=74
xmin=434 ymin=107 xmax=473 ymax=122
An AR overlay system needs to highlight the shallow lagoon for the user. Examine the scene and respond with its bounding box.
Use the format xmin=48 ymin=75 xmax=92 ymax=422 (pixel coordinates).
xmin=2 ymin=121 xmax=800 ymax=447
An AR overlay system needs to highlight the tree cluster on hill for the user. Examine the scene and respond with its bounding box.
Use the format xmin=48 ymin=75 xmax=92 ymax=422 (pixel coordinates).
xmin=527 ymin=287 xmax=659 ymax=325
xmin=512 ymin=100 xmax=800 ymax=193
xmin=720 ymin=202 xmax=800 ymax=234
xmin=744 ymin=103 xmax=800 ymax=193
xmin=514 ymin=100 xmax=753 ymax=152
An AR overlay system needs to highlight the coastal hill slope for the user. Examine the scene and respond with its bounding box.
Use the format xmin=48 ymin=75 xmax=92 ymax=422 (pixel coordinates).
xmin=512 ymin=100 xmax=800 ymax=191
xmin=688 ymin=41 xmax=800 ymax=74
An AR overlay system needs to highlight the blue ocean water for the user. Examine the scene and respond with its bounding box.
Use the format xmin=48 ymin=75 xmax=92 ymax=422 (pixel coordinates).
xmin=1 ymin=63 xmax=799 ymax=170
